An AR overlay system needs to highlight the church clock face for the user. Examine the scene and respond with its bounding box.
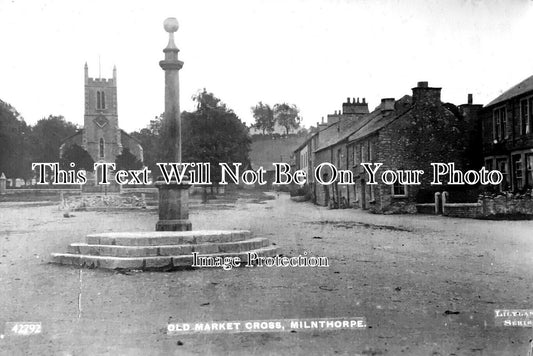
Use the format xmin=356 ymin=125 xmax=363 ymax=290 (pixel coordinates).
xmin=94 ymin=115 xmax=109 ymax=128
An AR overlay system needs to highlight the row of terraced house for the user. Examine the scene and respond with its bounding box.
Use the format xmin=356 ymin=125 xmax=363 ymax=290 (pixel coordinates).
xmin=293 ymin=76 xmax=533 ymax=214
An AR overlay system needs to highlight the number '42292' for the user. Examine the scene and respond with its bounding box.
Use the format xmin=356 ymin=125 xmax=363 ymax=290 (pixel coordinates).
xmin=8 ymin=322 xmax=41 ymax=336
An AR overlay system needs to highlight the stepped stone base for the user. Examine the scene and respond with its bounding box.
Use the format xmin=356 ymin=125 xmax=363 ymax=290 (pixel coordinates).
xmin=51 ymin=230 xmax=279 ymax=271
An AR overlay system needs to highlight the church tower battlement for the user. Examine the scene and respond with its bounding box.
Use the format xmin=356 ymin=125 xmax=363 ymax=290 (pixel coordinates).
xmin=60 ymin=62 xmax=143 ymax=187
xmin=82 ymin=63 xmax=122 ymax=163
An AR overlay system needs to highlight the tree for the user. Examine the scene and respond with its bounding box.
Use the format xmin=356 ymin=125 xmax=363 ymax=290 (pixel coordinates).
xmin=0 ymin=99 xmax=31 ymax=180
xmin=29 ymin=115 xmax=78 ymax=163
xmin=115 ymin=148 xmax=143 ymax=171
xmin=274 ymin=103 xmax=301 ymax=135
xmin=60 ymin=144 xmax=94 ymax=171
xmin=130 ymin=115 xmax=165 ymax=173
xmin=251 ymin=102 xmax=275 ymax=134
xmin=181 ymin=89 xmax=251 ymax=183
xmin=132 ymin=90 xmax=250 ymax=184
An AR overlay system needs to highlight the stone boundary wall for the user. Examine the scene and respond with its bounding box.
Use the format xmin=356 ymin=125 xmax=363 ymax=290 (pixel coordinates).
xmin=478 ymin=194 xmax=533 ymax=217
xmin=442 ymin=203 xmax=482 ymax=218
xmin=417 ymin=191 xmax=533 ymax=219
xmin=121 ymin=187 xmax=158 ymax=194
xmin=2 ymin=188 xmax=81 ymax=195
xmin=415 ymin=203 xmax=435 ymax=215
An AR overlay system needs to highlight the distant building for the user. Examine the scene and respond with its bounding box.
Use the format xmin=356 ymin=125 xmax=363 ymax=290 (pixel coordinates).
xmin=60 ymin=64 xmax=143 ymax=166
xmin=249 ymin=121 xmax=288 ymax=135
xmin=249 ymin=134 xmax=307 ymax=189
xmin=481 ymin=75 xmax=533 ymax=192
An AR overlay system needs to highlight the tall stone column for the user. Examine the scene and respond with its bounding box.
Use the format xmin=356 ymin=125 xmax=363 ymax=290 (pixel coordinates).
xmin=156 ymin=18 xmax=192 ymax=231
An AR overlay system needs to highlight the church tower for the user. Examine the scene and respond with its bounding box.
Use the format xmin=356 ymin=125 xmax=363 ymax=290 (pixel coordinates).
xmin=82 ymin=63 xmax=122 ymax=163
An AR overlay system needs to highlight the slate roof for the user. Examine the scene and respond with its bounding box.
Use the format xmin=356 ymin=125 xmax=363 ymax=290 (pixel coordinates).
xmin=347 ymin=95 xmax=412 ymax=142
xmin=61 ymin=130 xmax=83 ymax=144
xmin=313 ymin=122 xmax=345 ymax=153
xmin=294 ymin=131 xmax=318 ymax=153
xmin=314 ymin=112 xmax=377 ymax=153
xmin=485 ymin=74 xmax=533 ymax=108
xmin=120 ymin=129 xmax=142 ymax=145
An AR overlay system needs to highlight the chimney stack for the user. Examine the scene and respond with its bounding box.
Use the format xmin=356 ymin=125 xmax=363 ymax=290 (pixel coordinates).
xmin=381 ymin=98 xmax=395 ymax=112
xmin=468 ymin=93 xmax=473 ymax=105
xmin=412 ymin=81 xmax=441 ymax=105
xmin=342 ymin=95 xmax=370 ymax=116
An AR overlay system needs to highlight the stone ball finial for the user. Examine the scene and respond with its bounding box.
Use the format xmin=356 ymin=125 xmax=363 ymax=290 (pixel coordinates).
xmin=164 ymin=18 xmax=179 ymax=33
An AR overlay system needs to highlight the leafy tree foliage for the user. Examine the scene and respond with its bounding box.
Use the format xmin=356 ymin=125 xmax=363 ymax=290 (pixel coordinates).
xmin=29 ymin=115 xmax=78 ymax=163
xmin=251 ymin=102 xmax=275 ymax=134
xmin=130 ymin=90 xmax=250 ymax=182
xmin=60 ymin=144 xmax=94 ymax=171
xmin=115 ymin=148 xmax=143 ymax=171
xmin=0 ymin=100 xmax=31 ymax=179
xmin=130 ymin=115 xmax=165 ymax=173
xmin=181 ymin=89 xmax=251 ymax=183
xmin=273 ymin=103 xmax=301 ymax=135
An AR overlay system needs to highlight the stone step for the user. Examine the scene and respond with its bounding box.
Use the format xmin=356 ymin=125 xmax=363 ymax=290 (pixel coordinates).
xmin=86 ymin=230 xmax=251 ymax=246
xmin=51 ymin=245 xmax=280 ymax=270
xmin=67 ymin=237 xmax=270 ymax=257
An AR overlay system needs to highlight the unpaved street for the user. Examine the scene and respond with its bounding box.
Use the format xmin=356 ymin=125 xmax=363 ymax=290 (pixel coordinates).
xmin=1 ymin=192 xmax=533 ymax=355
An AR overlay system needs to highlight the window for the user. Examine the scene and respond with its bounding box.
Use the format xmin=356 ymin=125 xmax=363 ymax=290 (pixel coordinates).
xmin=484 ymin=159 xmax=493 ymax=171
xmin=496 ymin=158 xmax=509 ymax=191
xmin=493 ymin=107 xmax=507 ymax=141
xmin=359 ymin=143 xmax=364 ymax=163
xmin=513 ymin=155 xmax=524 ymax=190
xmin=99 ymin=138 xmax=105 ymax=158
xmin=494 ymin=111 xmax=500 ymax=139
xmin=392 ymin=182 xmax=407 ymax=197
xmin=520 ymin=99 xmax=530 ymax=135
xmin=367 ymin=141 xmax=372 ymax=162
xmin=526 ymin=153 xmax=533 ymax=189
xmin=96 ymin=91 xmax=106 ymax=110
xmin=530 ymin=98 xmax=533 ymax=134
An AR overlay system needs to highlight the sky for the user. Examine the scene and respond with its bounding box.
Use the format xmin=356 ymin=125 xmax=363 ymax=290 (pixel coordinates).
xmin=0 ymin=0 xmax=532 ymax=132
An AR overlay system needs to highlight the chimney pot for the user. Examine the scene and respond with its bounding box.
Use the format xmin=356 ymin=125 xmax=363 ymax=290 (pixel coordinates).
xmin=381 ymin=98 xmax=395 ymax=112
xmin=412 ymin=82 xmax=441 ymax=104
xmin=363 ymin=98 xmax=366 ymax=104
xmin=468 ymin=93 xmax=473 ymax=105
xmin=346 ymin=97 xmax=350 ymax=103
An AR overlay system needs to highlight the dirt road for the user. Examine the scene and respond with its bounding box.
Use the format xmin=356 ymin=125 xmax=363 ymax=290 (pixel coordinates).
xmin=1 ymin=192 xmax=532 ymax=355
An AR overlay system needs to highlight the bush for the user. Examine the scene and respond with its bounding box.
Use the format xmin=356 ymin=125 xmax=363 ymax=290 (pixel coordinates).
xmin=289 ymin=186 xmax=307 ymax=197
xmin=289 ymin=184 xmax=314 ymax=201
